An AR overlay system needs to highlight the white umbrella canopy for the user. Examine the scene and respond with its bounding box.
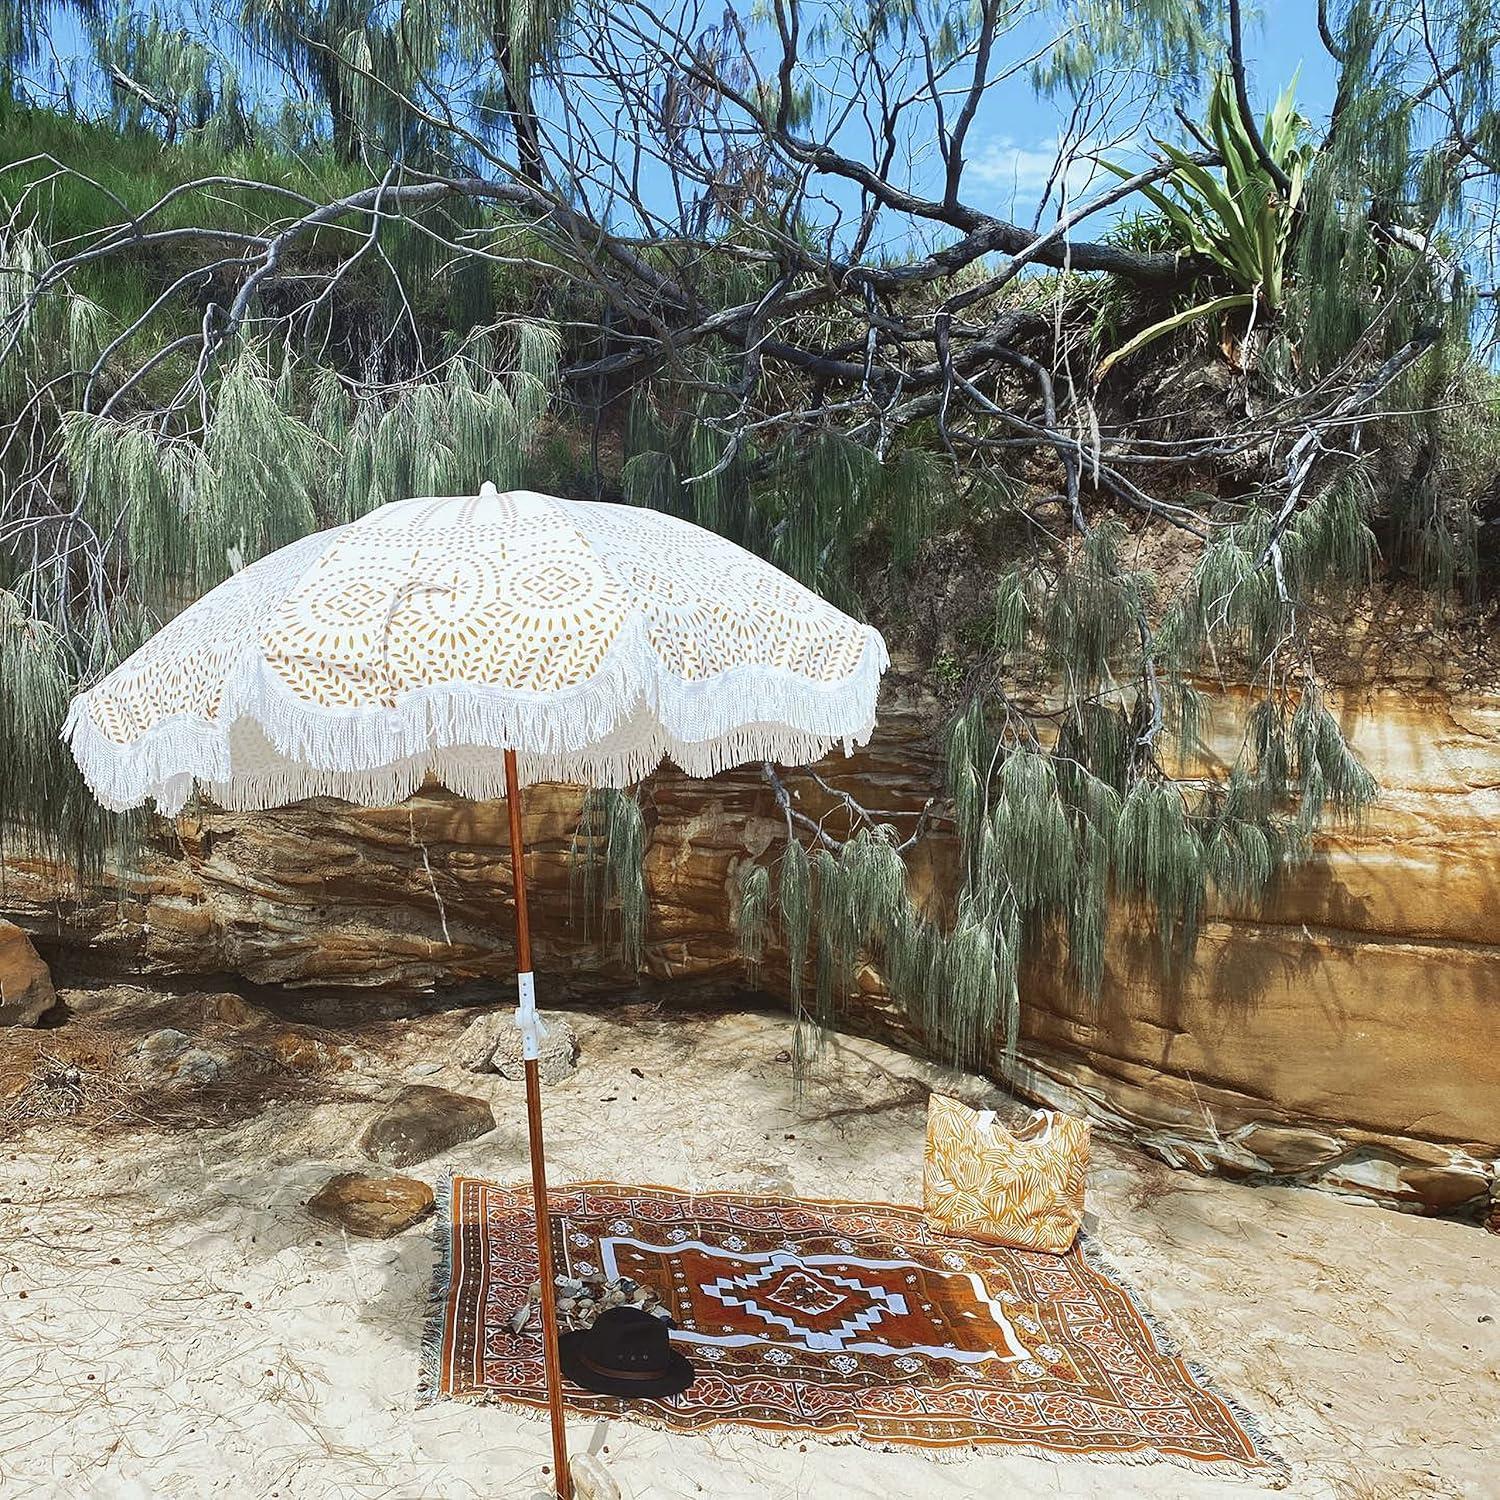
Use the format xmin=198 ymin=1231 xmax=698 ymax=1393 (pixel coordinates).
xmin=65 ymin=484 xmax=887 ymax=814
xmin=64 ymin=483 xmax=889 ymax=1500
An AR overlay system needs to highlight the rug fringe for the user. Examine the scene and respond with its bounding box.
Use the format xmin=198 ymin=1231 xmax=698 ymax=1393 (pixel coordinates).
xmin=451 ymin=1385 xmax=1290 ymax=1483
xmin=416 ymin=1171 xmax=456 ymax=1408
xmin=1077 ymin=1233 xmax=1292 ymax=1489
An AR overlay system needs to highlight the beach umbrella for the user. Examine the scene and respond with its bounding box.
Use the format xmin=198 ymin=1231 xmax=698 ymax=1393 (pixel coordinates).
xmin=64 ymin=484 xmax=888 ymax=1497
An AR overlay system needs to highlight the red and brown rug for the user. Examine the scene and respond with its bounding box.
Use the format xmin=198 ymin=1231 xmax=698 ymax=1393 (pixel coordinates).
xmin=423 ymin=1179 xmax=1286 ymax=1483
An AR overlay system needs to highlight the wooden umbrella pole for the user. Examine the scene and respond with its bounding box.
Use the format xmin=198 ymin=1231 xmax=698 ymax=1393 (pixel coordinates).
xmin=503 ymin=749 xmax=572 ymax=1500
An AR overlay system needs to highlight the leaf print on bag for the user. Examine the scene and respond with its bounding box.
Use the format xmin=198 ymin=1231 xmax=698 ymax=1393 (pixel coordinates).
xmin=922 ymin=1093 xmax=1090 ymax=1253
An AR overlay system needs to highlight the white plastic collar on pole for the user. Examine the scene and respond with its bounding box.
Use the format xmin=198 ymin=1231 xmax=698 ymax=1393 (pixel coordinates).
xmin=515 ymin=970 xmax=547 ymax=1061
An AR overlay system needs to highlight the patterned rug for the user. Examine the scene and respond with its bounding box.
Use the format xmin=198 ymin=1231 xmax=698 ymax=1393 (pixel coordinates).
xmin=422 ymin=1179 xmax=1286 ymax=1483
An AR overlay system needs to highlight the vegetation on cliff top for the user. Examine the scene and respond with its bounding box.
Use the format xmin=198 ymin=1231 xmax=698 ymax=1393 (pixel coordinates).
xmin=1 ymin=0 xmax=1498 ymax=1062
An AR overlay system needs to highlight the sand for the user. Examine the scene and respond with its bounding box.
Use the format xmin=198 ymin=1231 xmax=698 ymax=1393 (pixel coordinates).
xmin=1 ymin=997 xmax=1495 ymax=1499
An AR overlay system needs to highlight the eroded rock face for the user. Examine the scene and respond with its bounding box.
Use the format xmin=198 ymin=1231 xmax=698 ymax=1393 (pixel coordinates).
xmin=2 ymin=676 xmax=1496 ymax=1215
xmin=0 ymin=919 xmax=55 ymax=1026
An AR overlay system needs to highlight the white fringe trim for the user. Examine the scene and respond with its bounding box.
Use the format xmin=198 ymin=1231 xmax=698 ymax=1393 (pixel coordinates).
xmin=64 ymin=619 xmax=889 ymax=814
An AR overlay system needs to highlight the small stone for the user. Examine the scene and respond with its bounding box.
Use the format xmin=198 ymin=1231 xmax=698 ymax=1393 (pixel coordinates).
xmin=131 ymin=1029 xmax=231 ymax=1090
xmin=507 ymin=1303 xmax=533 ymax=1335
xmin=452 ymin=1011 xmax=510 ymax=1073
xmin=570 ymin=1452 xmax=621 ymax=1500
xmin=172 ymin=1048 xmax=225 ymax=1087
xmin=197 ymin=992 xmax=264 ymax=1028
xmin=135 ymin=1028 xmax=192 ymax=1067
xmin=306 ymin=1173 xmax=434 ymax=1239
xmin=357 ymin=1085 xmax=495 ymax=1167
xmin=0 ymin=921 xmax=55 ymax=1027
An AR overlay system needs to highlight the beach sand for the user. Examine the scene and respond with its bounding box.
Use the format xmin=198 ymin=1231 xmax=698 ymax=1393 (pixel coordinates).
xmin=2 ymin=996 xmax=1495 ymax=1499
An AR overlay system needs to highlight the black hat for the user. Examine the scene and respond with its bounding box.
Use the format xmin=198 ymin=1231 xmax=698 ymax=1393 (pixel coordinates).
xmin=559 ymin=1306 xmax=696 ymax=1399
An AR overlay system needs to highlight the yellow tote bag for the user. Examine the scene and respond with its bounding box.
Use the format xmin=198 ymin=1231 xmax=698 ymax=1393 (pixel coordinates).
xmin=923 ymin=1092 xmax=1090 ymax=1253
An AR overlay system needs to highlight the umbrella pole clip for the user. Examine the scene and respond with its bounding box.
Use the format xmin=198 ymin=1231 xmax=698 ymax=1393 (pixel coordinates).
xmin=515 ymin=970 xmax=548 ymax=1061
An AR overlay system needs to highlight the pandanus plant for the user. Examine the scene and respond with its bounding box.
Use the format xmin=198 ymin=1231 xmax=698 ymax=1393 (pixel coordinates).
xmin=1096 ymin=72 xmax=1313 ymax=380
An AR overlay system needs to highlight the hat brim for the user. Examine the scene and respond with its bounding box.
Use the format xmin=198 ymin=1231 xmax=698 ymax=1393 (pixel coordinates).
xmin=558 ymin=1328 xmax=697 ymax=1400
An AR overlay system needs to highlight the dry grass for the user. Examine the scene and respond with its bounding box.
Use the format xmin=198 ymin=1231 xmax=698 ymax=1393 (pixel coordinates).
xmin=0 ymin=989 xmax=372 ymax=1141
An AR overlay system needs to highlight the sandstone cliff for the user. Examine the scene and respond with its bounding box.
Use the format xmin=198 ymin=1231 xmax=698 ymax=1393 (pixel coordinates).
xmin=2 ymin=676 xmax=1495 ymax=1217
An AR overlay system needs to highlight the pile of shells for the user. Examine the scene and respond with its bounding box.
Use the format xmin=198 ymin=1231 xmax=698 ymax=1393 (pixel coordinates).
xmin=507 ymin=1274 xmax=670 ymax=1336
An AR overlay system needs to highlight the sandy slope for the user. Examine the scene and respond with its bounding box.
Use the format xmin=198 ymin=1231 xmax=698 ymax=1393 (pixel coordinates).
xmin=1 ymin=1001 xmax=1495 ymax=1499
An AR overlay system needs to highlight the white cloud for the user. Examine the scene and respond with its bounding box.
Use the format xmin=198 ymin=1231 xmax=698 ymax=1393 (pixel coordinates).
xmin=965 ymin=136 xmax=1110 ymax=214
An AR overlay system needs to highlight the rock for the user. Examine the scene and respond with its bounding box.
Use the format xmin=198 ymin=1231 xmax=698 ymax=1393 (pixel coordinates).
xmin=358 ymin=1084 xmax=495 ymax=1167
xmin=1232 ymin=1123 xmax=1347 ymax=1175
xmin=1397 ymin=1165 xmax=1490 ymax=1214
xmin=453 ymin=1011 xmax=510 ymax=1072
xmin=1308 ymin=1150 xmax=1492 ymax=1214
xmin=493 ymin=1012 xmax=580 ymax=1085
xmin=570 ymin=1452 xmax=621 ymax=1500
xmin=0 ymin=920 xmax=55 ymax=1026
xmin=306 ymin=1172 xmax=435 ymax=1238
xmin=136 ymin=1027 xmax=192 ymax=1065
xmin=197 ymin=991 xmax=264 ymax=1027
xmin=172 ymin=1047 xmax=226 ymax=1087
xmin=131 ymin=1028 xmax=230 ymax=1089
xmin=268 ymin=1030 xmax=348 ymax=1072
xmin=455 ymin=1007 xmax=579 ymax=1084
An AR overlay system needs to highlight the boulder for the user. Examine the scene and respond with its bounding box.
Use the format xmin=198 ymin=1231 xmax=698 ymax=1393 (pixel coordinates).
xmin=130 ymin=1028 xmax=231 ymax=1089
xmin=307 ymin=1172 xmax=435 ymax=1238
xmin=0 ymin=920 xmax=55 ymax=1026
xmin=358 ymin=1084 xmax=495 ymax=1167
xmin=454 ymin=1007 xmax=579 ymax=1084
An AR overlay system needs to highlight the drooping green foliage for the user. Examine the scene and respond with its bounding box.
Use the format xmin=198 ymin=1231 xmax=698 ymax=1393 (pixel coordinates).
xmin=0 ymin=592 xmax=142 ymax=879
xmin=95 ymin=2 xmax=252 ymax=149
xmin=728 ymin=498 xmax=1381 ymax=1071
xmin=571 ymin=786 xmax=647 ymax=969
xmin=622 ymin=393 xmax=948 ymax=604
xmin=51 ymin=325 xmax=560 ymax=600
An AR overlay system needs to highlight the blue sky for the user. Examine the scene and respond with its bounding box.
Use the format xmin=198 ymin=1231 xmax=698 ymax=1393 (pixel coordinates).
xmin=956 ymin=2 xmax=1338 ymax=225
xmin=34 ymin=0 xmax=1343 ymax=239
